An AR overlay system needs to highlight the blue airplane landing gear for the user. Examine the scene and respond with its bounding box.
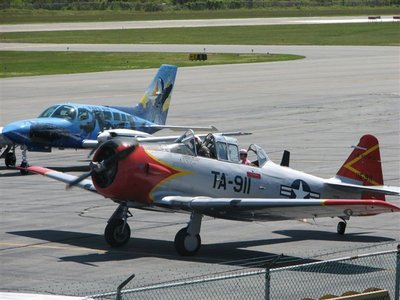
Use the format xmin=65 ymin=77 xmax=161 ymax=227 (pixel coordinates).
xmin=19 ymin=146 xmax=30 ymax=175
xmin=5 ymin=152 xmax=16 ymax=168
xmin=1 ymin=146 xmax=16 ymax=168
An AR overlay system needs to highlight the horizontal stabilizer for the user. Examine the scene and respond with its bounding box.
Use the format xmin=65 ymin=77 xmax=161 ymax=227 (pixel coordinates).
xmin=325 ymin=178 xmax=400 ymax=196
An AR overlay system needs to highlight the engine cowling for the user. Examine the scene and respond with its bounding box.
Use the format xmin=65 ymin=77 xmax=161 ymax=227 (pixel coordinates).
xmin=91 ymin=138 xmax=176 ymax=204
xmin=92 ymin=139 xmax=139 ymax=200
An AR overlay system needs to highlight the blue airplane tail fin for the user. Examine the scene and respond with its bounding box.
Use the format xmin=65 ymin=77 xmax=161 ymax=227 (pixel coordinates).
xmin=132 ymin=64 xmax=177 ymax=125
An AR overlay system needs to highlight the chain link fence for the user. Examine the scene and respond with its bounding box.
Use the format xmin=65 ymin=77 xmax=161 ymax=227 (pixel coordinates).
xmin=89 ymin=249 xmax=399 ymax=300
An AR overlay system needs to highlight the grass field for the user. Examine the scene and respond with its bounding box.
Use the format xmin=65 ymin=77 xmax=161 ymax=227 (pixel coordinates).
xmin=0 ymin=51 xmax=303 ymax=78
xmin=1 ymin=7 xmax=399 ymax=24
xmin=1 ymin=23 xmax=399 ymax=46
xmin=1 ymin=9 xmax=398 ymax=78
xmin=1 ymin=22 xmax=397 ymax=77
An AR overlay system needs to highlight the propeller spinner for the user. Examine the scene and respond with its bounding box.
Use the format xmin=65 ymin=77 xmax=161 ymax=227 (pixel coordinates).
xmin=67 ymin=139 xmax=138 ymax=189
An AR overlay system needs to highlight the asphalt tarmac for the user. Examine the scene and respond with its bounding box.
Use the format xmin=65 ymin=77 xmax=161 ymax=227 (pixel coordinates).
xmin=0 ymin=45 xmax=399 ymax=296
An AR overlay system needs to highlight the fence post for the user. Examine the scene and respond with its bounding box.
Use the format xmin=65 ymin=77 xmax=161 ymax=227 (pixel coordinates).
xmin=395 ymin=244 xmax=400 ymax=300
xmin=265 ymin=268 xmax=270 ymax=300
xmin=116 ymin=273 xmax=135 ymax=300
xmin=264 ymin=254 xmax=282 ymax=300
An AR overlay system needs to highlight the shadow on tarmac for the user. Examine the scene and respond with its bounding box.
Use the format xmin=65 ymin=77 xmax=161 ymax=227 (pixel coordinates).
xmin=8 ymin=229 xmax=394 ymax=271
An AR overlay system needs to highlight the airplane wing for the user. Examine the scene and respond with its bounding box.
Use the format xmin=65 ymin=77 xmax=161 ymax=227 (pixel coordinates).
xmin=82 ymin=135 xmax=180 ymax=148
xmin=26 ymin=166 xmax=97 ymax=193
xmin=156 ymin=196 xmax=400 ymax=221
xmin=324 ymin=178 xmax=400 ymax=196
xmin=82 ymin=130 xmax=252 ymax=148
xmin=145 ymin=125 xmax=219 ymax=132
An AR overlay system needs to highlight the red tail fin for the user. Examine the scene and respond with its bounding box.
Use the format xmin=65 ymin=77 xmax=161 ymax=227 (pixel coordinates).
xmin=336 ymin=135 xmax=384 ymax=200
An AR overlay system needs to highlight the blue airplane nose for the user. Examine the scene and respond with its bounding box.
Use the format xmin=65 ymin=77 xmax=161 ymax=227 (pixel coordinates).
xmin=29 ymin=122 xmax=71 ymax=142
xmin=2 ymin=119 xmax=73 ymax=146
xmin=2 ymin=121 xmax=32 ymax=144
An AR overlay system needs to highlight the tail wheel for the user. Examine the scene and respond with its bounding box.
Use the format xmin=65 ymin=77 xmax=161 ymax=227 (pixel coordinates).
xmin=337 ymin=221 xmax=346 ymax=235
xmin=174 ymin=227 xmax=201 ymax=256
xmin=105 ymin=219 xmax=131 ymax=247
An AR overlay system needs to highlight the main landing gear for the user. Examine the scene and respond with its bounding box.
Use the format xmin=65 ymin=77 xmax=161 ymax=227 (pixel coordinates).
xmin=103 ymin=205 xmax=204 ymax=256
xmin=174 ymin=212 xmax=203 ymax=256
xmin=1 ymin=145 xmax=30 ymax=175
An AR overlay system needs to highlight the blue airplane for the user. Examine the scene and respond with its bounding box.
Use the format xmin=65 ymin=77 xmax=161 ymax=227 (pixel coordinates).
xmin=0 ymin=64 xmax=178 ymax=174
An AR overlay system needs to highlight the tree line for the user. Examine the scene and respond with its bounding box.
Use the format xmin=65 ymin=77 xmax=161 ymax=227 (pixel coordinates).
xmin=2 ymin=0 xmax=398 ymax=11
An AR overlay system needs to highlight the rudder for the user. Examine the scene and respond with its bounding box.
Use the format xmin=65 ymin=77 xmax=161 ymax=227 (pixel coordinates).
xmin=336 ymin=134 xmax=385 ymax=200
xmin=133 ymin=64 xmax=177 ymax=125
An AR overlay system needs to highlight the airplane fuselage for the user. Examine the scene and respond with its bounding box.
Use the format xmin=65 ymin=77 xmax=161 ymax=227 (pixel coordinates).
xmin=92 ymin=141 xmax=363 ymax=222
xmin=1 ymin=64 xmax=178 ymax=174
xmin=145 ymin=150 xmax=360 ymax=202
xmin=1 ymin=103 xmax=161 ymax=152
xmin=26 ymin=132 xmax=400 ymax=255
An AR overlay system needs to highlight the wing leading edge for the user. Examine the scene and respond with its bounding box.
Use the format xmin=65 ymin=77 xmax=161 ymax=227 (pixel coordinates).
xmin=26 ymin=166 xmax=97 ymax=193
xmin=156 ymin=196 xmax=400 ymax=221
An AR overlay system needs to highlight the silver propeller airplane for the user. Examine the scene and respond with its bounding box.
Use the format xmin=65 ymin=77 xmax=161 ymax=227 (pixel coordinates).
xmin=26 ymin=131 xmax=399 ymax=256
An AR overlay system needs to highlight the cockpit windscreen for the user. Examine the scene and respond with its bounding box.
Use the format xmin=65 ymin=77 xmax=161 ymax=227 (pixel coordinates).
xmin=38 ymin=105 xmax=77 ymax=121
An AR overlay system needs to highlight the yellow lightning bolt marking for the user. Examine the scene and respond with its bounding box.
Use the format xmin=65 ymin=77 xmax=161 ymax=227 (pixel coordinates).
xmin=139 ymin=94 xmax=148 ymax=109
xmin=162 ymin=96 xmax=171 ymax=112
xmin=145 ymin=150 xmax=192 ymax=201
xmin=343 ymin=144 xmax=380 ymax=186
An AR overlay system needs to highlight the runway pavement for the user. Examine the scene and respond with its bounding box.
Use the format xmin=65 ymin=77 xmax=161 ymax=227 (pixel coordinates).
xmin=0 ymin=45 xmax=399 ymax=296
xmin=0 ymin=16 xmax=396 ymax=32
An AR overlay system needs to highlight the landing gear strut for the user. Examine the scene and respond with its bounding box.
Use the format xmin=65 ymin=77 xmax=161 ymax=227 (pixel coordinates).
xmin=174 ymin=212 xmax=203 ymax=256
xmin=19 ymin=145 xmax=30 ymax=175
xmin=105 ymin=204 xmax=132 ymax=247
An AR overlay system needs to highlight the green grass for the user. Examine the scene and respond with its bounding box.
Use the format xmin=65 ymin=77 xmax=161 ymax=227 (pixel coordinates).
xmin=1 ymin=7 xmax=400 ymax=24
xmin=1 ymin=23 xmax=399 ymax=46
xmin=0 ymin=51 xmax=303 ymax=78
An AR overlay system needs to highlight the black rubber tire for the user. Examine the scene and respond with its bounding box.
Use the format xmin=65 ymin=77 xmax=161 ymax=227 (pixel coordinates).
xmin=337 ymin=221 xmax=346 ymax=235
xmin=104 ymin=219 xmax=131 ymax=247
xmin=174 ymin=227 xmax=201 ymax=256
xmin=19 ymin=161 xmax=29 ymax=175
xmin=5 ymin=153 xmax=16 ymax=168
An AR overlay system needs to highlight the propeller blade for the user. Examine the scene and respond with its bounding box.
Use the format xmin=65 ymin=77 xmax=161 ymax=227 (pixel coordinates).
xmin=67 ymin=142 xmax=138 ymax=189
xmin=87 ymin=145 xmax=99 ymax=158
xmin=66 ymin=170 xmax=93 ymax=189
